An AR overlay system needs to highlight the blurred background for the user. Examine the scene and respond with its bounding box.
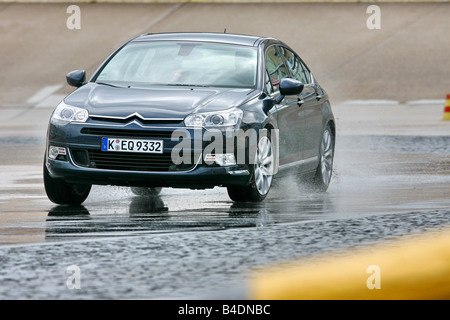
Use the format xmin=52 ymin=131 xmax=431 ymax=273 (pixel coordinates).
xmin=0 ymin=0 xmax=449 ymax=107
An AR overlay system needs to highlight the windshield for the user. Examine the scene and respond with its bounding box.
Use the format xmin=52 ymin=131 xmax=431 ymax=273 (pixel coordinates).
xmin=96 ymin=41 xmax=258 ymax=89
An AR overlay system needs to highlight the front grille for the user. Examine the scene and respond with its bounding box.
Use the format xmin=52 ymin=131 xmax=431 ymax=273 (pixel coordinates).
xmin=81 ymin=127 xmax=176 ymax=139
xmin=70 ymin=149 xmax=198 ymax=172
xmin=89 ymin=115 xmax=184 ymax=126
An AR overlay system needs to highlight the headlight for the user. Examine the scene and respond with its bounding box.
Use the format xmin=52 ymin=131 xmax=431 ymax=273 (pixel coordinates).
xmin=52 ymin=101 xmax=88 ymax=123
xmin=184 ymin=108 xmax=243 ymax=128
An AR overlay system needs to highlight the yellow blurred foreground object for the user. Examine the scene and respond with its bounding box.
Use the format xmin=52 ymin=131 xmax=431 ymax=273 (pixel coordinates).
xmin=442 ymin=94 xmax=450 ymax=121
xmin=249 ymin=229 xmax=450 ymax=299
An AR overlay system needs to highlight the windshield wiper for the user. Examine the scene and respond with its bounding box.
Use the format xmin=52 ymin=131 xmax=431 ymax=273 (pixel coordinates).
xmin=96 ymin=81 xmax=126 ymax=88
xmin=165 ymin=83 xmax=211 ymax=88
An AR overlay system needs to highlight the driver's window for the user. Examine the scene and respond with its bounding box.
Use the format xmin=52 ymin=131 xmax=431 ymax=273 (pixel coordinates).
xmin=265 ymin=46 xmax=289 ymax=92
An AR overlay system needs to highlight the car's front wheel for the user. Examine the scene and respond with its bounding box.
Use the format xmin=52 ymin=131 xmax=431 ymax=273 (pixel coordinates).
xmin=44 ymin=161 xmax=91 ymax=205
xmin=227 ymin=129 xmax=274 ymax=202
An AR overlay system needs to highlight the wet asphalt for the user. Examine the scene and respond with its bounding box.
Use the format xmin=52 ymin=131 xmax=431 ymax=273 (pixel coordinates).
xmin=0 ymin=133 xmax=449 ymax=299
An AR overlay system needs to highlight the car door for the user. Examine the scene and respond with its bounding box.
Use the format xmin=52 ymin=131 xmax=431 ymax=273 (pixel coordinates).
xmin=265 ymin=45 xmax=304 ymax=166
xmin=280 ymin=47 xmax=323 ymax=172
xmin=299 ymin=63 xmax=324 ymax=170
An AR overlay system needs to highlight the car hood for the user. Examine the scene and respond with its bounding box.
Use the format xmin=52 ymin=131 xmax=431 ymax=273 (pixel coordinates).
xmin=64 ymin=83 xmax=258 ymax=119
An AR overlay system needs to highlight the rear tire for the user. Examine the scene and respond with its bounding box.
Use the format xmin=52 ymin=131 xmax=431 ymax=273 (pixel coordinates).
xmin=43 ymin=161 xmax=91 ymax=205
xmin=308 ymin=124 xmax=334 ymax=192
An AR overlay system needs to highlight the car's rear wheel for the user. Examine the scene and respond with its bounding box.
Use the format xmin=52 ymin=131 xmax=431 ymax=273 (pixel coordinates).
xmin=309 ymin=124 xmax=334 ymax=192
xmin=227 ymin=129 xmax=274 ymax=202
xmin=43 ymin=161 xmax=91 ymax=205
xmin=130 ymin=187 xmax=162 ymax=197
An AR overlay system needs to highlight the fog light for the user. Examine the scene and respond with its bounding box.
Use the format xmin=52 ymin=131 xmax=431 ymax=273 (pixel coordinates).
xmin=204 ymin=154 xmax=216 ymax=164
xmin=205 ymin=153 xmax=236 ymax=166
xmin=48 ymin=146 xmax=67 ymax=160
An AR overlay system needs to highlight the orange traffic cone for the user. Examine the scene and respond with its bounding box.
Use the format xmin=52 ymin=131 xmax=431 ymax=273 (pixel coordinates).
xmin=443 ymin=94 xmax=450 ymax=120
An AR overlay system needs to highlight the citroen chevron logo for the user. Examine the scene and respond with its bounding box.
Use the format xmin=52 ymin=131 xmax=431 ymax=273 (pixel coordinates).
xmin=126 ymin=112 xmax=146 ymax=120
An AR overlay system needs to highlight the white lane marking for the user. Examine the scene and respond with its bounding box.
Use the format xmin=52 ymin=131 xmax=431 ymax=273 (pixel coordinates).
xmin=339 ymin=100 xmax=399 ymax=106
xmin=35 ymin=94 xmax=66 ymax=109
xmin=26 ymin=84 xmax=63 ymax=105
xmin=338 ymin=99 xmax=446 ymax=107
xmin=407 ymin=99 xmax=445 ymax=105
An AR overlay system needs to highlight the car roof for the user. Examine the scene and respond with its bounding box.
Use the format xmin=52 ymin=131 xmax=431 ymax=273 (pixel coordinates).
xmin=132 ymin=32 xmax=270 ymax=47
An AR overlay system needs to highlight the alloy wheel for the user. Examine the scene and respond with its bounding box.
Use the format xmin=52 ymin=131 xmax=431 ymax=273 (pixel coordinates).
xmin=320 ymin=129 xmax=333 ymax=186
xmin=254 ymin=135 xmax=274 ymax=196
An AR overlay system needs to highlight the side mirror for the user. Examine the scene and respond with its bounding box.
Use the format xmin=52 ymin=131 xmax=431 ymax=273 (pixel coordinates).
xmin=66 ymin=70 xmax=86 ymax=88
xmin=279 ymin=78 xmax=304 ymax=96
xmin=274 ymin=78 xmax=304 ymax=104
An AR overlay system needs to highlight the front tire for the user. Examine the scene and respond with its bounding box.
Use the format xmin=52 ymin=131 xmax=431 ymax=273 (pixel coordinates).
xmin=227 ymin=129 xmax=274 ymax=202
xmin=43 ymin=161 xmax=91 ymax=205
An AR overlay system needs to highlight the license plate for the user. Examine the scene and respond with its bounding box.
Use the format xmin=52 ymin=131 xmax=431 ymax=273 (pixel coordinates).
xmin=102 ymin=138 xmax=163 ymax=154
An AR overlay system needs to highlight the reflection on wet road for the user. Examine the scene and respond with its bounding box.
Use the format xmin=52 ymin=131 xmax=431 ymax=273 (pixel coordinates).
xmin=43 ymin=186 xmax=336 ymax=242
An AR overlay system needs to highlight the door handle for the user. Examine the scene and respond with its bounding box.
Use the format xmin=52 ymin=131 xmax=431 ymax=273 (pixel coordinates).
xmin=315 ymin=86 xmax=323 ymax=101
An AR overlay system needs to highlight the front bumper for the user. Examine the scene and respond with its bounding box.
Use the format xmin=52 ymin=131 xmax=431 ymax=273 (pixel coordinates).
xmin=46 ymin=120 xmax=253 ymax=188
xmin=46 ymin=155 xmax=251 ymax=188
